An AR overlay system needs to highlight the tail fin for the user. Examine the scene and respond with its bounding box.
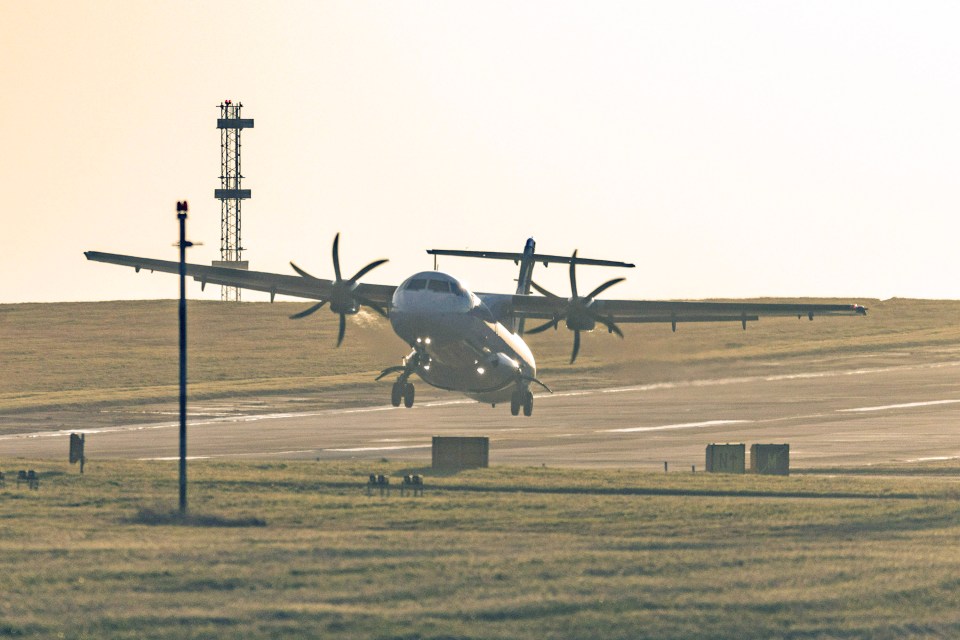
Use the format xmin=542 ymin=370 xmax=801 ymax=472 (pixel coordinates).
xmin=514 ymin=238 xmax=537 ymax=334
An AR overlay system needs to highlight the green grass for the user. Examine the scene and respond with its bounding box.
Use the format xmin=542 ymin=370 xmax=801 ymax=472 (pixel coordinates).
xmin=2 ymin=297 xmax=958 ymax=416
xmin=1 ymin=460 xmax=959 ymax=639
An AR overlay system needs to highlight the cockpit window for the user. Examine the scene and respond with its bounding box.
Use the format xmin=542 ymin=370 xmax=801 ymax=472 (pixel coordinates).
xmin=405 ymin=278 xmax=465 ymax=295
xmin=406 ymin=278 xmax=427 ymax=291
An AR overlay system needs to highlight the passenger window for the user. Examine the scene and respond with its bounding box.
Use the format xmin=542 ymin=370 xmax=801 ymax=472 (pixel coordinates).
xmin=406 ymin=279 xmax=427 ymax=291
xmin=428 ymin=280 xmax=451 ymax=293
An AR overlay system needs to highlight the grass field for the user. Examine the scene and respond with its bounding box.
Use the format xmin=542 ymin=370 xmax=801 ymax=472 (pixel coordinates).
xmin=2 ymin=297 xmax=959 ymax=417
xmin=2 ymin=298 xmax=959 ymax=638
xmin=2 ymin=460 xmax=960 ymax=639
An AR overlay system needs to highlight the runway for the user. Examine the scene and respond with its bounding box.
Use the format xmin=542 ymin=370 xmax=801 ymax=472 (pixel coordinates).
xmin=3 ymin=355 xmax=959 ymax=469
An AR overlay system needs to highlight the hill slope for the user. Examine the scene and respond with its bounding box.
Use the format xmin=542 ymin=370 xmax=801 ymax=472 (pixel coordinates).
xmin=1 ymin=298 xmax=957 ymax=416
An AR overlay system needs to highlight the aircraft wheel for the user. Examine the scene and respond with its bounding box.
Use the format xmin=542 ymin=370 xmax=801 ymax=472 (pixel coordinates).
xmin=510 ymin=390 xmax=521 ymax=416
xmin=390 ymin=381 xmax=402 ymax=407
xmin=403 ymin=383 xmax=415 ymax=408
xmin=522 ymin=391 xmax=534 ymax=417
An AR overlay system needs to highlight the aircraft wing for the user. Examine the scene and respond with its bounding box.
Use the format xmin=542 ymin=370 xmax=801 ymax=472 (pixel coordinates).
xmin=503 ymin=293 xmax=867 ymax=328
xmin=84 ymin=251 xmax=397 ymax=307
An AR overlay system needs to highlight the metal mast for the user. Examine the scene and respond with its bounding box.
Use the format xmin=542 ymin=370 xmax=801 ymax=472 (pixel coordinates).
xmin=214 ymin=100 xmax=254 ymax=301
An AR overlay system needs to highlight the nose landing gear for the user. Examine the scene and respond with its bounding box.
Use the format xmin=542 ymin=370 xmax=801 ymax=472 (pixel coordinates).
xmin=379 ymin=350 xmax=424 ymax=409
xmin=391 ymin=380 xmax=415 ymax=408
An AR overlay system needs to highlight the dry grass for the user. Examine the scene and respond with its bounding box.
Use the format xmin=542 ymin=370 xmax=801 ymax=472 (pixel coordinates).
xmin=3 ymin=300 xmax=959 ymax=638
xmin=0 ymin=460 xmax=959 ymax=639
xmin=2 ymin=297 xmax=958 ymax=417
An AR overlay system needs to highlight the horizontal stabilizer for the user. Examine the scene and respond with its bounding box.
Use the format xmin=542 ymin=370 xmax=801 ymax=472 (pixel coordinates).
xmin=426 ymin=249 xmax=634 ymax=269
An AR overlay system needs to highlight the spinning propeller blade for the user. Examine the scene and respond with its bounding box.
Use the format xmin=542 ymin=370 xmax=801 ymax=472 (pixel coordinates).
xmin=529 ymin=250 xmax=626 ymax=363
xmin=290 ymin=233 xmax=389 ymax=347
xmin=288 ymin=300 xmax=327 ymax=319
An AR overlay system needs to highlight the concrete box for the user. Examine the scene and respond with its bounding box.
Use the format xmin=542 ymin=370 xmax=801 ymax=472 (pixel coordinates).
xmin=750 ymin=444 xmax=790 ymax=475
xmin=705 ymin=443 xmax=746 ymax=474
xmin=432 ymin=436 xmax=489 ymax=472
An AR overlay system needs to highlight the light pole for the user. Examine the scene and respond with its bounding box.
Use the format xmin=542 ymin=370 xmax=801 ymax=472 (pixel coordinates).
xmin=177 ymin=201 xmax=192 ymax=514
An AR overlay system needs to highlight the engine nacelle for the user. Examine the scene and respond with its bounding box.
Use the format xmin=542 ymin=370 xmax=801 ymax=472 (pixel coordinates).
xmin=565 ymin=313 xmax=596 ymax=332
xmin=330 ymin=299 xmax=360 ymax=315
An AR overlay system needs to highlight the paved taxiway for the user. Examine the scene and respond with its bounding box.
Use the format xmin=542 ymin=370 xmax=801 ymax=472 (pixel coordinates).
xmin=2 ymin=355 xmax=959 ymax=469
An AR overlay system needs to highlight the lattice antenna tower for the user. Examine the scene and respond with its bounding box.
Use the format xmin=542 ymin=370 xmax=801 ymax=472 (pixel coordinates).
xmin=214 ymin=100 xmax=254 ymax=301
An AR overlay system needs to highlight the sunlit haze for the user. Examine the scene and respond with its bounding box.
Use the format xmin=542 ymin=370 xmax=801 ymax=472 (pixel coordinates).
xmin=3 ymin=2 xmax=959 ymax=303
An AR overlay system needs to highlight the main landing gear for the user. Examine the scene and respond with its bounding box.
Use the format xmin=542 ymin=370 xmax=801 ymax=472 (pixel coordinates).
xmin=391 ymin=379 xmax=415 ymax=408
xmin=510 ymin=388 xmax=534 ymax=417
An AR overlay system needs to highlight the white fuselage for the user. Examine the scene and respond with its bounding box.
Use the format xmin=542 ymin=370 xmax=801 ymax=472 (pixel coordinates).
xmin=389 ymin=271 xmax=536 ymax=404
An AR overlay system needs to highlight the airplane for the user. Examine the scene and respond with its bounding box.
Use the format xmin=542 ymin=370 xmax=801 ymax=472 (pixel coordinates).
xmin=85 ymin=235 xmax=867 ymax=417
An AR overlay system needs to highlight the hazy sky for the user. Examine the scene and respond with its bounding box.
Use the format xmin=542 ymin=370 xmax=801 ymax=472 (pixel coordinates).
xmin=3 ymin=1 xmax=959 ymax=303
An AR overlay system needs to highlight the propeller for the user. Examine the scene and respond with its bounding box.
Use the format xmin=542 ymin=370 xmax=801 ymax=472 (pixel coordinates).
xmin=526 ymin=250 xmax=625 ymax=364
xmin=289 ymin=233 xmax=389 ymax=347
